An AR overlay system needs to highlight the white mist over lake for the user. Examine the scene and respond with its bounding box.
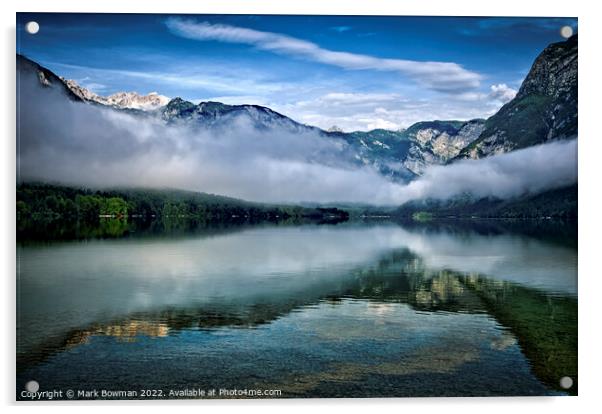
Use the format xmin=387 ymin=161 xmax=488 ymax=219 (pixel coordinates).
xmin=18 ymin=63 xmax=577 ymax=205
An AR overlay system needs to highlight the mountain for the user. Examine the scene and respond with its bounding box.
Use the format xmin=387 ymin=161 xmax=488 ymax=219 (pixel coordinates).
xmin=61 ymin=78 xmax=170 ymax=110
xmin=394 ymin=184 xmax=577 ymax=219
xmin=15 ymin=53 xmax=492 ymax=182
xmin=16 ymin=36 xmax=574 ymax=186
xmin=17 ymin=54 xmax=84 ymax=103
xmin=405 ymin=120 xmax=485 ymax=162
xmin=393 ymin=35 xmax=579 ymax=215
xmin=161 ymin=97 xmax=322 ymax=135
xmin=102 ymin=91 xmax=170 ymax=110
xmin=398 ymin=119 xmax=485 ymax=174
xmin=159 ymin=96 xmax=483 ymax=179
xmin=457 ymin=35 xmax=577 ymax=159
xmin=339 ymin=119 xmax=485 ymax=176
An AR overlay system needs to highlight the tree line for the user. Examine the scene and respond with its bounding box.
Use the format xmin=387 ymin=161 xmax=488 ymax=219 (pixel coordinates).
xmin=17 ymin=183 xmax=349 ymax=224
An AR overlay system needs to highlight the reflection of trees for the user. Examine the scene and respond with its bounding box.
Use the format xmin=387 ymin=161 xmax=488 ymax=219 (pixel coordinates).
xmin=394 ymin=217 xmax=577 ymax=249
xmin=17 ymin=247 xmax=577 ymax=397
xmin=98 ymin=218 xmax=130 ymax=237
xmin=17 ymin=216 xmax=348 ymax=243
xmin=17 ymin=218 xmax=135 ymax=241
xmin=460 ymin=275 xmax=578 ymax=395
xmin=16 ymin=249 xmax=484 ymax=372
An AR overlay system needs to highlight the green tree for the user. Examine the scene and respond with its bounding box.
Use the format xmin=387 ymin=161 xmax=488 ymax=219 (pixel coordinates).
xmin=100 ymin=197 xmax=128 ymax=217
xmin=75 ymin=195 xmax=102 ymax=220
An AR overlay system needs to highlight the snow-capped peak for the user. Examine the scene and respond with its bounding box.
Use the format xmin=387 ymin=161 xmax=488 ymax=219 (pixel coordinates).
xmin=104 ymin=91 xmax=170 ymax=110
xmin=61 ymin=78 xmax=170 ymax=111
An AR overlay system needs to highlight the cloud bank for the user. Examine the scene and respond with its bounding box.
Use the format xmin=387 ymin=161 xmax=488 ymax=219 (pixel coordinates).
xmin=392 ymin=139 xmax=577 ymax=204
xmin=17 ymin=65 xmax=576 ymax=206
xmin=165 ymin=18 xmax=482 ymax=94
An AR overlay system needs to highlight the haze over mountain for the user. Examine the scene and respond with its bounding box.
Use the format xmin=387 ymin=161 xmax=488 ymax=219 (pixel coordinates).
xmin=16 ymin=35 xmax=578 ymax=205
xmin=58 ymin=74 xmax=487 ymax=179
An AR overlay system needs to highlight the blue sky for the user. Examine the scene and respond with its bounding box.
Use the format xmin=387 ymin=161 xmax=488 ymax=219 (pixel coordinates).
xmin=17 ymin=13 xmax=577 ymax=131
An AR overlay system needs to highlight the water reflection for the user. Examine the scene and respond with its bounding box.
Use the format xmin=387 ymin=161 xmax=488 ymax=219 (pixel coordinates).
xmin=16 ymin=220 xmax=577 ymax=398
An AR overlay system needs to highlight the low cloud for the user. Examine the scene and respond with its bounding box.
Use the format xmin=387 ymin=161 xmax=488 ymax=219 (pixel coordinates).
xmin=18 ymin=66 xmax=576 ymax=205
xmin=390 ymin=139 xmax=577 ymax=204
xmin=165 ymin=18 xmax=482 ymax=94
xmin=18 ymin=68 xmax=397 ymax=204
xmin=454 ymin=83 xmax=517 ymax=105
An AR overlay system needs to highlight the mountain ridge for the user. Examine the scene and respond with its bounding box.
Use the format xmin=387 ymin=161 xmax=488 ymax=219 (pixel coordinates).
xmin=17 ymin=31 xmax=577 ymax=184
xmin=456 ymin=34 xmax=577 ymax=160
xmin=60 ymin=77 xmax=170 ymax=110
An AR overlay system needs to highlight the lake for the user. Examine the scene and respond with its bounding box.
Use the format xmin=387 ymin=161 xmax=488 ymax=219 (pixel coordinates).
xmin=16 ymin=219 xmax=577 ymax=399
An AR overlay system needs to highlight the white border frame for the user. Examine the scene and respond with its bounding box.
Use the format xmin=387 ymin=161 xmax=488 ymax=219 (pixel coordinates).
xmin=3 ymin=1 xmax=600 ymax=412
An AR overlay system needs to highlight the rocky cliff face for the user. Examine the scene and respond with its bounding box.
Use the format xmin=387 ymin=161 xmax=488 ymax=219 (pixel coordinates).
xmin=104 ymin=91 xmax=170 ymax=110
xmin=457 ymin=35 xmax=577 ymax=160
xmin=399 ymin=120 xmax=485 ymax=174
xmin=17 ymin=55 xmax=84 ymax=102
xmin=336 ymin=119 xmax=484 ymax=178
xmin=61 ymin=78 xmax=170 ymax=110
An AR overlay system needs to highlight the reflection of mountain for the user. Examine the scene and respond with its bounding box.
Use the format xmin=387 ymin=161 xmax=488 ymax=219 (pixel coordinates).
xmin=18 ymin=231 xmax=576 ymax=397
xmin=394 ymin=217 xmax=577 ymax=249
xmin=66 ymin=320 xmax=170 ymax=346
xmin=461 ymin=275 xmax=577 ymax=395
xmin=17 ymin=249 xmax=487 ymax=372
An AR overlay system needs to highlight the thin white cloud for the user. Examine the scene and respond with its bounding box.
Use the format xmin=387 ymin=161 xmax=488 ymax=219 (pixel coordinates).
xmin=42 ymin=56 xmax=512 ymax=133
xmin=165 ymin=18 xmax=483 ymax=93
xmin=330 ymin=26 xmax=352 ymax=33
xmin=272 ymin=91 xmax=504 ymax=132
xmin=316 ymin=92 xmax=400 ymax=105
xmin=46 ymin=61 xmax=289 ymax=96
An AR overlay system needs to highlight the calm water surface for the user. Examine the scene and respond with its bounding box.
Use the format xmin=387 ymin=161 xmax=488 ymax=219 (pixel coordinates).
xmin=16 ymin=220 xmax=577 ymax=398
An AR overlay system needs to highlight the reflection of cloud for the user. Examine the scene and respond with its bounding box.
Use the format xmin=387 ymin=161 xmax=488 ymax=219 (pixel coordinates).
xmin=491 ymin=332 xmax=517 ymax=350
xmin=263 ymin=344 xmax=479 ymax=395
xmin=389 ymin=226 xmax=578 ymax=295
xmin=254 ymin=299 xmax=492 ymax=394
xmin=366 ymin=303 xmax=396 ymax=317
xmin=19 ymin=223 xmax=575 ymax=376
xmin=166 ymin=18 xmax=483 ymax=94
